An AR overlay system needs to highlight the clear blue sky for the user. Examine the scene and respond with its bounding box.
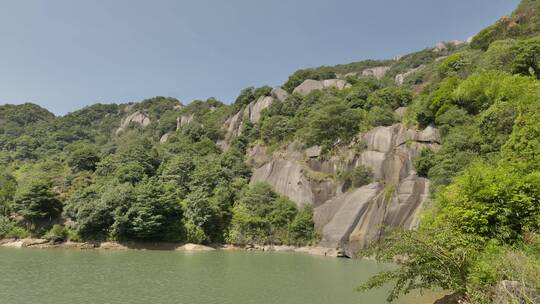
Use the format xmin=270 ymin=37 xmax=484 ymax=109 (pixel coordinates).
xmin=0 ymin=0 xmax=520 ymax=115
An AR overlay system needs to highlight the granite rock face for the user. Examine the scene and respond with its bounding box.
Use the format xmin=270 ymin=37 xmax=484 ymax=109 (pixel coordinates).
xmin=247 ymin=123 xmax=440 ymax=255
xmin=361 ymin=66 xmax=390 ymax=79
xmin=179 ymin=113 xmax=194 ymax=128
xmin=221 ymin=90 xmax=284 ymax=149
xmin=271 ymin=87 xmax=289 ymax=102
xmin=248 ymin=96 xmax=274 ymax=123
xmin=116 ymin=111 xmax=151 ymax=134
xmin=292 ymin=79 xmax=351 ymax=95
xmin=395 ymin=65 xmax=426 ymax=85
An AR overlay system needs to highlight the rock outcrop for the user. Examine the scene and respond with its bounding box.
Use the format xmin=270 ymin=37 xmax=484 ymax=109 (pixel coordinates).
xmin=271 ymin=87 xmax=289 ymax=102
xmin=293 ymin=79 xmax=351 ymax=95
xmin=116 ymin=110 xmax=151 ymax=134
xmin=248 ymin=95 xmax=274 ymax=123
xmin=248 ymin=123 xmax=441 ymax=255
xmin=178 ymin=113 xmax=194 ymax=128
xmin=395 ymin=65 xmax=426 ymax=85
xmin=361 ymin=66 xmax=390 ymax=79
xmin=221 ymin=89 xmax=285 ymax=148
xmin=221 ymin=80 xmax=349 ymax=149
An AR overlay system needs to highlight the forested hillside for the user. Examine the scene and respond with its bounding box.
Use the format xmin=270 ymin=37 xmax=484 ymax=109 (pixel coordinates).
xmin=0 ymin=1 xmax=539 ymax=303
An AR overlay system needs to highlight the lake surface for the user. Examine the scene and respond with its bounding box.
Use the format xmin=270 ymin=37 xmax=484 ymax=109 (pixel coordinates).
xmin=0 ymin=248 xmax=436 ymax=304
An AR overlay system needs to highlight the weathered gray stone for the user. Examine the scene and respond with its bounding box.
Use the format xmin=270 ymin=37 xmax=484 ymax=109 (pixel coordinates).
xmin=247 ymin=144 xmax=271 ymax=168
xmin=318 ymin=183 xmax=381 ymax=250
xmin=417 ymin=125 xmax=441 ymax=143
xmin=293 ymin=79 xmax=324 ymax=95
xmin=293 ymin=79 xmax=351 ymax=95
xmin=248 ymin=96 xmax=274 ymax=123
xmin=395 ymin=65 xmax=426 ymax=85
xmin=176 ymin=243 xmax=215 ymax=251
xmin=361 ymin=66 xmax=390 ymax=79
xmin=251 ymin=158 xmax=315 ymax=208
xmin=160 ymin=131 xmax=173 ymax=143
xmin=305 ymin=146 xmax=322 ymax=158
xmin=248 ymin=123 xmax=440 ymax=253
xmin=394 ymin=107 xmax=407 ymax=120
xmin=433 ymin=42 xmax=447 ymax=53
xmin=271 ymin=87 xmax=289 ymax=102
xmin=116 ymin=111 xmax=151 ymax=134
xmin=179 ymin=113 xmax=194 ymax=127
xmin=322 ymin=79 xmax=351 ymax=90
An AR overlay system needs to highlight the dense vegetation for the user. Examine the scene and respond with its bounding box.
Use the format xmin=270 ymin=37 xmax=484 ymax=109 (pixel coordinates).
xmin=0 ymin=96 xmax=316 ymax=246
xmin=0 ymin=1 xmax=538 ymax=303
xmin=357 ymin=1 xmax=540 ymax=303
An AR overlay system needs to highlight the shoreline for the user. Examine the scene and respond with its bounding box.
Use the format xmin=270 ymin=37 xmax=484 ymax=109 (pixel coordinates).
xmin=0 ymin=238 xmax=341 ymax=257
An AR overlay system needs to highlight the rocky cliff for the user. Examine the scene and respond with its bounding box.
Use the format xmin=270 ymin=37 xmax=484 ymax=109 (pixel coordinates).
xmin=214 ymin=74 xmax=442 ymax=255
xmin=248 ymin=123 xmax=439 ymax=255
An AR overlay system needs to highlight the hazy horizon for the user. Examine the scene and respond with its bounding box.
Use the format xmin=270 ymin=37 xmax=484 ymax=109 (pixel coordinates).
xmin=0 ymin=0 xmax=520 ymax=115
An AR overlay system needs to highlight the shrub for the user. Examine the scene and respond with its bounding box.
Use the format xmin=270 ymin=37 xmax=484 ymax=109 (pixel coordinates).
xmin=304 ymin=103 xmax=361 ymax=150
xmin=357 ymin=227 xmax=484 ymax=302
xmin=66 ymin=143 xmax=100 ymax=172
xmin=282 ymin=67 xmax=336 ymax=93
xmin=366 ymin=87 xmax=413 ymax=110
xmin=438 ymin=53 xmax=466 ymax=78
xmin=453 ymin=71 xmax=532 ymax=115
xmin=351 ymin=165 xmax=373 ymax=188
xmin=478 ymin=39 xmax=518 ymax=72
xmin=44 ymin=224 xmax=69 ymax=242
xmin=478 ymin=101 xmax=517 ymax=154
xmin=511 ymin=36 xmax=540 ymax=78
xmin=14 ymin=179 xmax=63 ymax=230
xmin=290 ymin=205 xmax=317 ymax=246
xmin=260 ymin=115 xmax=296 ymax=144
xmin=367 ymin=106 xmax=394 ymax=127
xmin=415 ymin=149 xmax=436 ymax=177
xmin=184 ymin=222 xmax=208 ymax=244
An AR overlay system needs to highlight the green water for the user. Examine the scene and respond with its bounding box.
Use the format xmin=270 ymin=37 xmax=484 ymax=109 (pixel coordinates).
xmin=0 ymin=248 xmax=433 ymax=304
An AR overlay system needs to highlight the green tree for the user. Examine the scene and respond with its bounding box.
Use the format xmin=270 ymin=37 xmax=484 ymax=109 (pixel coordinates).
xmin=305 ymin=103 xmax=361 ymax=149
xmin=290 ymin=205 xmax=316 ymax=245
xmin=160 ymin=154 xmax=195 ymax=196
xmin=182 ymin=190 xmax=216 ymax=243
xmin=14 ymin=180 xmax=62 ymax=230
xmin=366 ymin=87 xmax=413 ymax=110
xmin=66 ymin=143 xmax=100 ymax=172
xmin=260 ymin=115 xmax=296 ymax=144
xmin=357 ymin=227 xmax=483 ymax=303
xmin=115 ymin=178 xmax=183 ymax=241
xmin=512 ymin=36 xmax=540 ymax=78
xmin=0 ymin=172 xmax=17 ymax=216
xmin=414 ymin=149 xmax=436 ymax=178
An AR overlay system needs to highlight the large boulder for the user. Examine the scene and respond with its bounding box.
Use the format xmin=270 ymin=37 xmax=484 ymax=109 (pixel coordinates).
xmin=293 ymin=79 xmax=324 ymax=95
xmin=271 ymin=87 xmax=289 ymax=102
xmin=247 ymin=95 xmax=274 ymax=123
xmin=395 ymin=65 xmax=426 ymax=85
xmin=178 ymin=113 xmax=194 ymax=128
xmin=176 ymin=243 xmax=215 ymax=251
xmin=292 ymin=79 xmax=351 ymax=95
xmin=361 ymin=66 xmax=390 ymax=79
xmin=116 ymin=111 xmax=151 ymax=134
